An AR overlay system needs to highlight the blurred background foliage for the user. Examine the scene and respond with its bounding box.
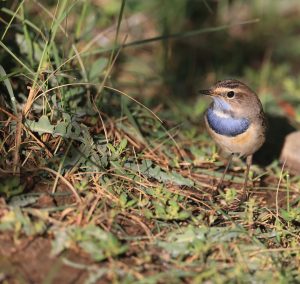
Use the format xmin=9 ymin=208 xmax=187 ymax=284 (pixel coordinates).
xmin=2 ymin=0 xmax=300 ymax=116
xmin=2 ymin=0 xmax=300 ymax=163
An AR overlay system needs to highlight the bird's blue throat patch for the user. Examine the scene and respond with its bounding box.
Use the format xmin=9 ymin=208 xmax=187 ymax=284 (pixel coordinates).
xmin=213 ymin=97 xmax=231 ymax=111
xmin=206 ymin=107 xmax=250 ymax=137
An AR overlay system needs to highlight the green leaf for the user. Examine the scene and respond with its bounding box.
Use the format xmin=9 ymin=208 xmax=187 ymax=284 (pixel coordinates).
xmin=0 ymin=176 xmax=24 ymax=199
xmin=8 ymin=194 xmax=39 ymax=207
xmin=0 ymin=207 xmax=46 ymax=236
xmin=89 ymin=57 xmax=108 ymax=82
xmin=53 ymin=121 xmax=68 ymax=137
xmin=51 ymin=228 xmax=70 ymax=256
xmin=125 ymin=160 xmax=194 ymax=187
xmin=280 ymin=208 xmax=300 ymax=222
xmin=157 ymin=226 xmax=208 ymax=258
xmin=51 ymin=225 xmax=127 ymax=261
xmin=118 ymin=138 xmax=128 ymax=154
xmin=0 ymin=65 xmax=17 ymax=114
xmin=26 ymin=115 xmax=54 ymax=135
xmin=119 ymin=192 xmax=128 ymax=207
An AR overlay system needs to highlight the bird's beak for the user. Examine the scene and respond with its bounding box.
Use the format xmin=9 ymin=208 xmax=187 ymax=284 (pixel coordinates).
xmin=198 ymin=89 xmax=213 ymax=96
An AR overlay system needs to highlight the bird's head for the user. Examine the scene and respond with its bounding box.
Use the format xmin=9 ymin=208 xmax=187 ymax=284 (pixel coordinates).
xmin=199 ymin=79 xmax=261 ymax=117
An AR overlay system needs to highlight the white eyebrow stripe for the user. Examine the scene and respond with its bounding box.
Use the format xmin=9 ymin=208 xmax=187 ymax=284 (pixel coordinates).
xmin=214 ymin=87 xmax=244 ymax=94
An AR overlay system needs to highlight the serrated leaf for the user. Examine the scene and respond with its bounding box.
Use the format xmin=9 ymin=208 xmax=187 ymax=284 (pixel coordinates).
xmin=26 ymin=115 xmax=54 ymax=135
xmin=125 ymin=160 xmax=194 ymax=187
xmin=0 ymin=176 xmax=24 ymax=199
xmin=157 ymin=226 xmax=208 ymax=258
xmin=53 ymin=121 xmax=68 ymax=137
xmin=167 ymin=171 xmax=194 ymax=187
xmin=51 ymin=228 xmax=70 ymax=256
xmin=66 ymin=121 xmax=81 ymax=139
xmin=118 ymin=138 xmax=127 ymax=153
xmin=107 ymin=143 xmax=116 ymax=154
xmin=51 ymin=225 xmax=127 ymax=261
xmin=9 ymin=195 xmax=39 ymax=207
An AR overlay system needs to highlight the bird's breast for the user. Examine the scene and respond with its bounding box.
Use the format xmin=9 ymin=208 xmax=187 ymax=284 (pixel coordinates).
xmin=204 ymin=109 xmax=265 ymax=156
xmin=206 ymin=108 xmax=250 ymax=137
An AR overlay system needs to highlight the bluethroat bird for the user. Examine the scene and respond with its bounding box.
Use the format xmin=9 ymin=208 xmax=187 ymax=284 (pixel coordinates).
xmin=199 ymin=79 xmax=266 ymax=201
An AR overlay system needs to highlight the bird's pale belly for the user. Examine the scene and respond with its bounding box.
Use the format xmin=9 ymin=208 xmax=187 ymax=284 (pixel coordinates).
xmin=205 ymin=118 xmax=265 ymax=157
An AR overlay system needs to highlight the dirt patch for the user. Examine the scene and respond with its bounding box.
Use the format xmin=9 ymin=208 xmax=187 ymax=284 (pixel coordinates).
xmin=0 ymin=234 xmax=90 ymax=283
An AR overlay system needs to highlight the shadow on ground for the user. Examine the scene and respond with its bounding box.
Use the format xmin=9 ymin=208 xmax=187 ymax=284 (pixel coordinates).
xmin=254 ymin=114 xmax=296 ymax=167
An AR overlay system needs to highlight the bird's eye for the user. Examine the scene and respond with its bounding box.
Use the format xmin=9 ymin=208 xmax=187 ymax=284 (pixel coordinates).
xmin=226 ymin=91 xmax=235 ymax=98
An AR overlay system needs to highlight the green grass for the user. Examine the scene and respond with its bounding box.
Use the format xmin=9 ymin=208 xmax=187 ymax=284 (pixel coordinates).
xmin=0 ymin=1 xmax=300 ymax=283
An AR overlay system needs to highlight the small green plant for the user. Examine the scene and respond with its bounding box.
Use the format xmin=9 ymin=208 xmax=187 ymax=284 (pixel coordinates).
xmin=0 ymin=177 xmax=23 ymax=199
xmin=51 ymin=225 xmax=128 ymax=261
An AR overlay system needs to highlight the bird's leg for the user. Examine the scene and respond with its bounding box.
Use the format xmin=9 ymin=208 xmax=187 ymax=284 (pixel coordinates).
xmin=241 ymin=154 xmax=253 ymax=201
xmin=214 ymin=153 xmax=234 ymax=196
